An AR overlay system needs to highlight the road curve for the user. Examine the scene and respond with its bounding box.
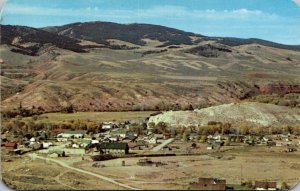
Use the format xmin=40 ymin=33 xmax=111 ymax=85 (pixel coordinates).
xmin=152 ymin=138 xmax=174 ymax=152
xmin=29 ymin=153 xmax=140 ymax=190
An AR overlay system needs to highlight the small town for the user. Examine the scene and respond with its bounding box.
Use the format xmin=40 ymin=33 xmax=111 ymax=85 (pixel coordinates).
xmin=1 ymin=110 xmax=300 ymax=190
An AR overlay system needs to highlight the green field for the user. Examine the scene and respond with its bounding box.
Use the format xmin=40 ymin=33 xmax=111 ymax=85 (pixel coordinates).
xmin=30 ymin=111 xmax=154 ymax=123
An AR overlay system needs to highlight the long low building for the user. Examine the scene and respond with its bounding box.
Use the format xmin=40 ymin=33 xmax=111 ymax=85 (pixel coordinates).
xmin=57 ymin=130 xmax=86 ymax=139
xmin=97 ymin=143 xmax=129 ymax=155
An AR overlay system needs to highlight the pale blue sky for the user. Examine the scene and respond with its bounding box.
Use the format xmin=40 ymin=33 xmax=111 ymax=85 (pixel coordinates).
xmin=2 ymin=0 xmax=300 ymax=45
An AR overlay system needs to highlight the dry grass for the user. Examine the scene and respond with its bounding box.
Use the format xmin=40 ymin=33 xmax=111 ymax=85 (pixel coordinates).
xmin=1 ymin=154 xmax=124 ymax=190
xmin=77 ymin=145 xmax=300 ymax=190
xmin=31 ymin=111 xmax=153 ymax=123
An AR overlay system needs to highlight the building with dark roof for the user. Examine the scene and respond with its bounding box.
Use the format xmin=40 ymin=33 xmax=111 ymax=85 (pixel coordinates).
xmin=255 ymin=181 xmax=277 ymax=190
xmin=189 ymin=178 xmax=226 ymax=190
xmin=5 ymin=142 xmax=18 ymax=150
xmin=97 ymin=143 xmax=129 ymax=155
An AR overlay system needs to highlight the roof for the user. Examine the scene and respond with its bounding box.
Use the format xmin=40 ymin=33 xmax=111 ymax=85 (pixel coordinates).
xmin=49 ymin=150 xmax=65 ymax=155
xmin=97 ymin=143 xmax=128 ymax=150
xmin=198 ymin=178 xmax=226 ymax=185
xmin=79 ymin=139 xmax=92 ymax=145
xmin=5 ymin=142 xmax=17 ymax=147
xmin=62 ymin=130 xmax=86 ymax=135
xmin=110 ymin=129 xmax=127 ymax=135
xmin=52 ymin=128 xmax=67 ymax=133
xmin=255 ymin=181 xmax=277 ymax=188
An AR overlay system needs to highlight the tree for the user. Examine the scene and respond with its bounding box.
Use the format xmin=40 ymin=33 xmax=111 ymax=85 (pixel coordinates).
xmin=62 ymin=104 xmax=74 ymax=113
xmin=281 ymin=182 xmax=290 ymax=190
xmin=240 ymin=123 xmax=251 ymax=135
xmin=182 ymin=132 xmax=189 ymax=142
xmin=87 ymin=122 xmax=98 ymax=133
xmin=156 ymin=122 xmax=168 ymax=133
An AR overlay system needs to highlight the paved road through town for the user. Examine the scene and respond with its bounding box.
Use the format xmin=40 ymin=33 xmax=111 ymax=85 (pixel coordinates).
xmin=151 ymin=138 xmax=174 ymax=152
xmin=29 ymin=153 xmax=139 ymax=190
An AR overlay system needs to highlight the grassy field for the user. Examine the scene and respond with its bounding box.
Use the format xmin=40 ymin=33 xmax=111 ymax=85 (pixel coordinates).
xmin=30 ymin=111 xmax=154 ymax=123
xmin=1 ymin=154 xmax=123 ymax=190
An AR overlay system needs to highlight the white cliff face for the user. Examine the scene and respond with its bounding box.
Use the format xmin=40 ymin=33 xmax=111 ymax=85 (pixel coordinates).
xmin=148 ymin=102 xmax=300 ymax=127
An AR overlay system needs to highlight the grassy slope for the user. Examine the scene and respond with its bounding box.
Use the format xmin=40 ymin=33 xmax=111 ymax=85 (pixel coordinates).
xmin=24 ymin=111 xmax=153 ymax=123
xmin=1 ymin=40 xmax=300 ymax=111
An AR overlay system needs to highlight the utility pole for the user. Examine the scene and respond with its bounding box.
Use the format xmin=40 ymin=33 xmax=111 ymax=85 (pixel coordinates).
xmin=241 ymin=163 xmax=243 ymax=184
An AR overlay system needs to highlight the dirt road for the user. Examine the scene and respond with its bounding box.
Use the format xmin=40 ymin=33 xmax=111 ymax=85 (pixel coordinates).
xmin=29 ymin=153 xmax=139 ymax=190
xmin=152 ymin=138 xmax=174 ymax=152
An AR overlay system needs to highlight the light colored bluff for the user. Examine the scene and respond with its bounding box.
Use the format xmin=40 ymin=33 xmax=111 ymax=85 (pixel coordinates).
xmin=148 ymin=102 xmax=300 ymax=127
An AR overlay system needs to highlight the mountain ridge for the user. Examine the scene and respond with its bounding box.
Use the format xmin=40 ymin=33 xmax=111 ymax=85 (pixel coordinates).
xmin=1 ymin=21 xmax=300 ymax=112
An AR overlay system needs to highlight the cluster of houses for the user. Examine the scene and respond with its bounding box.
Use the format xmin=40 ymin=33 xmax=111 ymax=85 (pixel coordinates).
xmin=2 ymin=130 xmax=54 ymax=155
xmin=203 ymin=132 xmax=300 ymax=151
xmin=189 ymin=178 xmax=279 ymax=190
xmin=2 ymin=118 xmax=300 ymax=158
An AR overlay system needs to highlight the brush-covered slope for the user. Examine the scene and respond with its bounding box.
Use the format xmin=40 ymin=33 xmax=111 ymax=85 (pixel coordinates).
xmin=43 ymin=21 xmax=300 ymax=51
xmin=148 ymin=102 xmax=300 ymax=127
xmin=1 ymin=21 xmax=300 ymax=112
xmin=43 ymin=21 xmax=199 ymax=47
xmin=0 ymin=25 xmax=87 ymax=55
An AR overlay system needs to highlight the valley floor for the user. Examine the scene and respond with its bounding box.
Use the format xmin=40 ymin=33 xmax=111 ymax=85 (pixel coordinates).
xmin=2 ymin=144 xmax=300 ymax=190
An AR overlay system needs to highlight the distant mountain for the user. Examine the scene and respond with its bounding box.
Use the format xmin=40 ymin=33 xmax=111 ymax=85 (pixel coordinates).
xmin=42 ymin=21 xmax=200 ymax=47
xmin=0 ymin=25 xmax=87 ymax=55
xmin=217 ymin=37 xmax=300 ymax=51
xmin=42 ymin=21 xmax=300 ymax=51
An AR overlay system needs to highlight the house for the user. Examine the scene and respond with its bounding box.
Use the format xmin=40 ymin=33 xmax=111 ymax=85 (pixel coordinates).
xmin=57 ymin=137 xmax=69 ymax=142
xmin=52 ymin=128 xmax=67 ymax=134
xmin=5 ymin=142 xmax=18 ymax=150
xmin=97 ymin=143 xmax=129 ymax=155
xmin=207 ymin=144 xmax=214 ymax=150
xmin=108 ymin=136 xmax=119 ymax=142
xmin=281 ymin=133 xmax=291 ymax=141
xmin=267 ymin=141 xmax=276 ymax=146
xmin=213 ymin=135 xmax=222 ymax=142
xmin=146 ymin=136 xmax=157 ymax=144
xmin=78 ymin=139 xmax=92 ymax=148
xmin=9 ymin=149 xmax=22 ymax=155
xmin=110 ymin=129 xmax=127 ymax=138
xmin=92 ymin=139 xmax=99 ymax=144
xmin=262 ymin=137 xmax=269 ymax=143
xmin=49 ymin=150 xmax=65 ymax=158
xmin=163 ymin=132 xmax=172 ymax=139
xmin=189 ymin=133 xmax=198 ymax=141
xmin=30 ymin=143 xmax=43 ymax=150
xmin=126 ymin=131 xmax=138 ymax=139
xmin=254 ymin=181 xmax=277 ymax=190
xmin=42 ymin=142 xmax=53 ymax=149
xmin=287 ymin=146 xmax=297 ymax=152
xmin=189 ymin=178 xmax=226 ymax=190
xmin=29 ymin=137 xmax=36 ymax=143
xmin=70 ymin=139 xmax=92 ymax=148
xmin=57 ymin=130 xmax=85 ymax=139
xmin=228 ymin=134 xmax=245 ymax=142
xmin=102 ymin=122 xmax=115 ymax=130
xmin=154 ymin=134 xmax=164 ymax=140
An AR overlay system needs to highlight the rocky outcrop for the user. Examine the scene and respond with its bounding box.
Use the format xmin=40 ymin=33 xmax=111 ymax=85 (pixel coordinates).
xmin=258 ymin=83 xmax=300 ymax=96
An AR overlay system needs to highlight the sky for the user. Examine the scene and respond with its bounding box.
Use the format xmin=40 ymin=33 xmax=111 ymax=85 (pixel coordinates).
xmin=1 ymin=0 xmax=300 ymax=45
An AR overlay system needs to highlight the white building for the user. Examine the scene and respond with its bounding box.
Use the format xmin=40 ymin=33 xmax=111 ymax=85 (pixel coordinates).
xmin=102 ymin=122 xmax=115 ymax=130
xmin=57 ymin=130 xmax=85 ymax=139
xmin=42 ymin=142 xmax=53 ymax=149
